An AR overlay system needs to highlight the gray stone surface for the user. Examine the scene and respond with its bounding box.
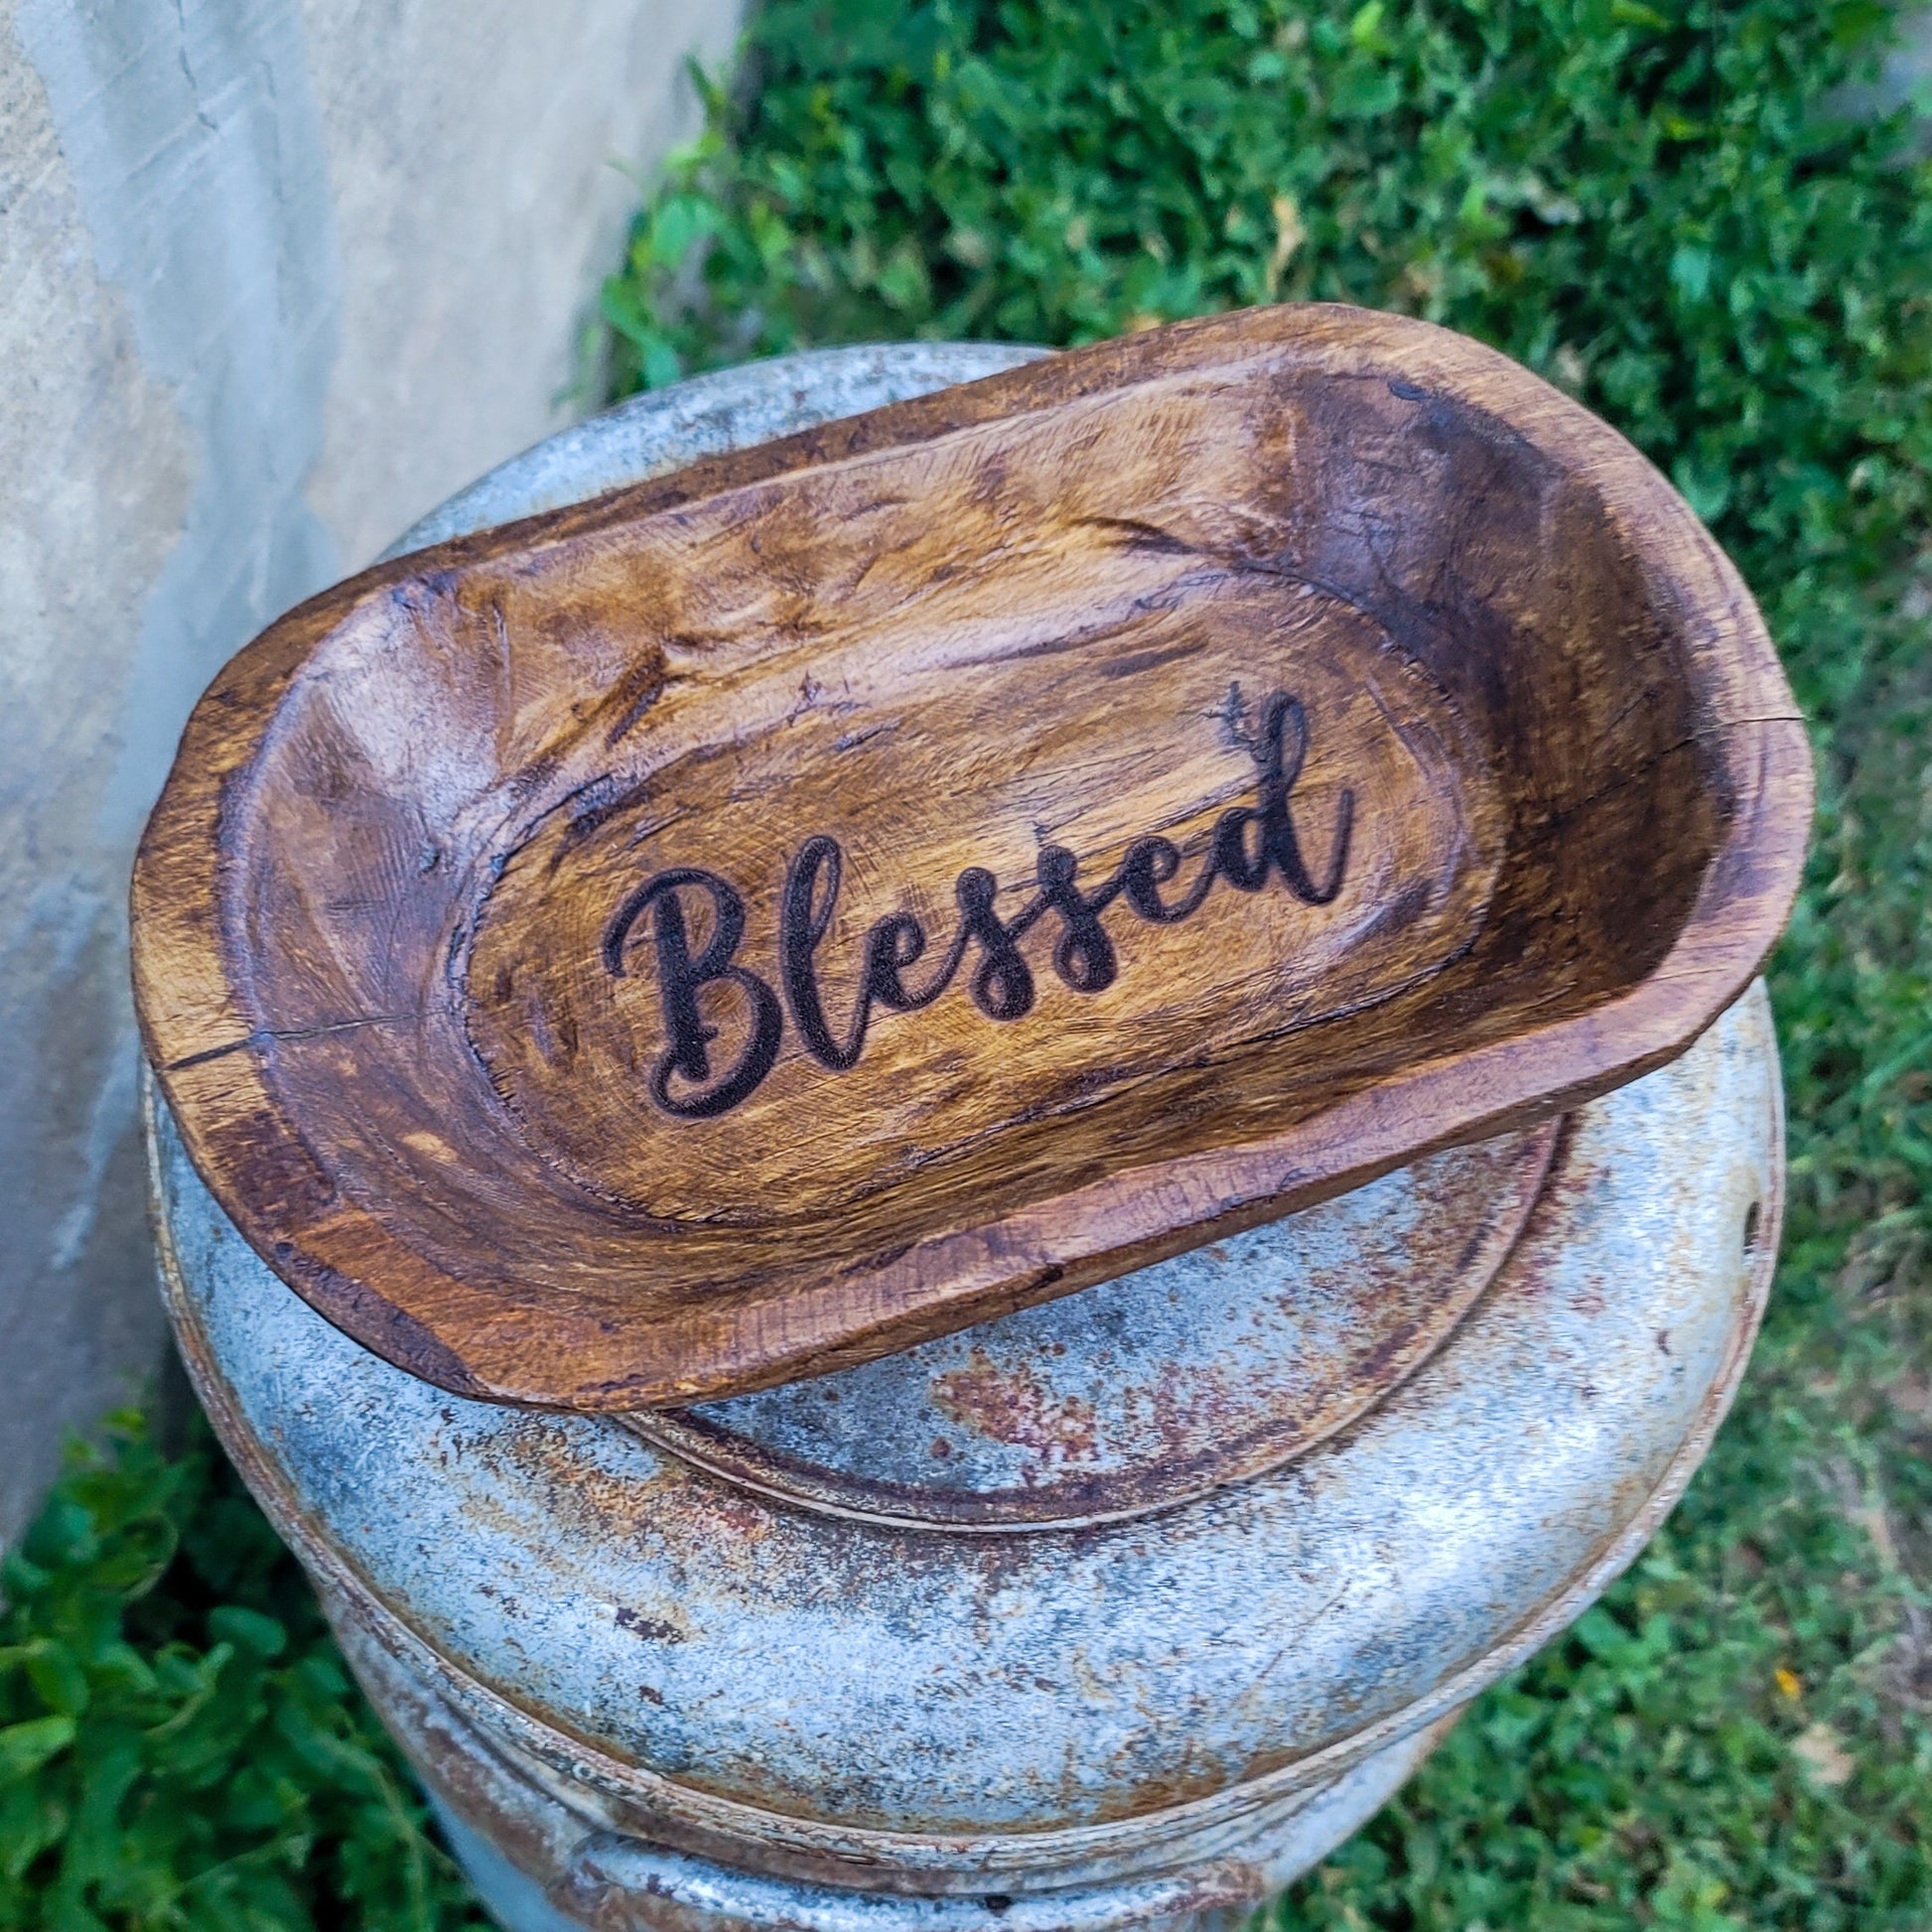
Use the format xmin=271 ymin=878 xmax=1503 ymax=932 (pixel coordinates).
xmin=0 ymin=0 xmax=738 ymax=1546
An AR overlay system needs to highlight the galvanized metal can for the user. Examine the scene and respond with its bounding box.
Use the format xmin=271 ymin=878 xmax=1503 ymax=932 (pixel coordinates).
xmin=143 ymin=344 xmax=1785 ymax=1932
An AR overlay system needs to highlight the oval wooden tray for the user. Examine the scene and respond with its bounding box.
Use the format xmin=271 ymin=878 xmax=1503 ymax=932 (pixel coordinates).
xmin=132 ymin=306 xmax=1811 ymax=1410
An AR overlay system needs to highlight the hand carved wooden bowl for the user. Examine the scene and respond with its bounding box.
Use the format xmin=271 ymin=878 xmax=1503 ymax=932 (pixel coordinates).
xmin=132 ymin=306 xmax=1811 ymax=1409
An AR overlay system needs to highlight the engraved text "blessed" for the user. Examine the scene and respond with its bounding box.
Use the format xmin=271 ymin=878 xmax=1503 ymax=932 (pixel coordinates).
xmin=601 ymin=688 xmax=1352 ymax=1119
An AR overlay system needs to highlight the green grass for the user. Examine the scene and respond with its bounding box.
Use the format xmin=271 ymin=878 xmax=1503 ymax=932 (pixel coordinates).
xmin=8 ymin=1 xmax=1932 ymax=1925
xmin=0 ymin=1417 xmax=489 ymax=1932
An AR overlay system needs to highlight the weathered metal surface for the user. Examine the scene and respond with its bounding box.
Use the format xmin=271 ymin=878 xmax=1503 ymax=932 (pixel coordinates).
xmin=147 ymin=978 xmax=1780 ymax=1842
xmin=380 ymin=344 xmax=1049 ymax=562
xmin=330 ymin=1590 xmax=1456 ymax=1932
xmin=630 ymin=1120 xmax=1558 ymax=1528
xmin=144 ymin=345 xmax=1786 ymax=1929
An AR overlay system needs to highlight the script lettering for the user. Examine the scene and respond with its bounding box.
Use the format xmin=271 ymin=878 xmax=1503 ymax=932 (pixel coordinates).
xmin=602 ymin=687 xmax=1352 ymax=1119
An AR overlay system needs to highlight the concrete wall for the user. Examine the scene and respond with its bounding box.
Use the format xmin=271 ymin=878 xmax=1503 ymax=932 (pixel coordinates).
xmin=0 ymin=0 xmax=738 ymax=1545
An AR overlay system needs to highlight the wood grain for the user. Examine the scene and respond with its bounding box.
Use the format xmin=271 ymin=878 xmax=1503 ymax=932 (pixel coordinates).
xmin=130 ymin=305 xmax=1813 ymax=1409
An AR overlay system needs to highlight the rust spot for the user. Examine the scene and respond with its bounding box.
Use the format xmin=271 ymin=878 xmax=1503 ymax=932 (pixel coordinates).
xmin=932 ymin=1349 xmax=1100 ymax=1464
xmin=615 ymin=1607 xmax=686 ymax=1643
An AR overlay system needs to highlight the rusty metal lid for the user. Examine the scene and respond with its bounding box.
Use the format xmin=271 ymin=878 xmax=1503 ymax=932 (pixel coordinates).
xmin=623 ymin=1122 xmax=1556 ymax=1529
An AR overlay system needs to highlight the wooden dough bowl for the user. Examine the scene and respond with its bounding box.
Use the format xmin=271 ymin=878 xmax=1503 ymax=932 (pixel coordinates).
xmin=132 ymin=306 xmax=1811 ymax=1410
